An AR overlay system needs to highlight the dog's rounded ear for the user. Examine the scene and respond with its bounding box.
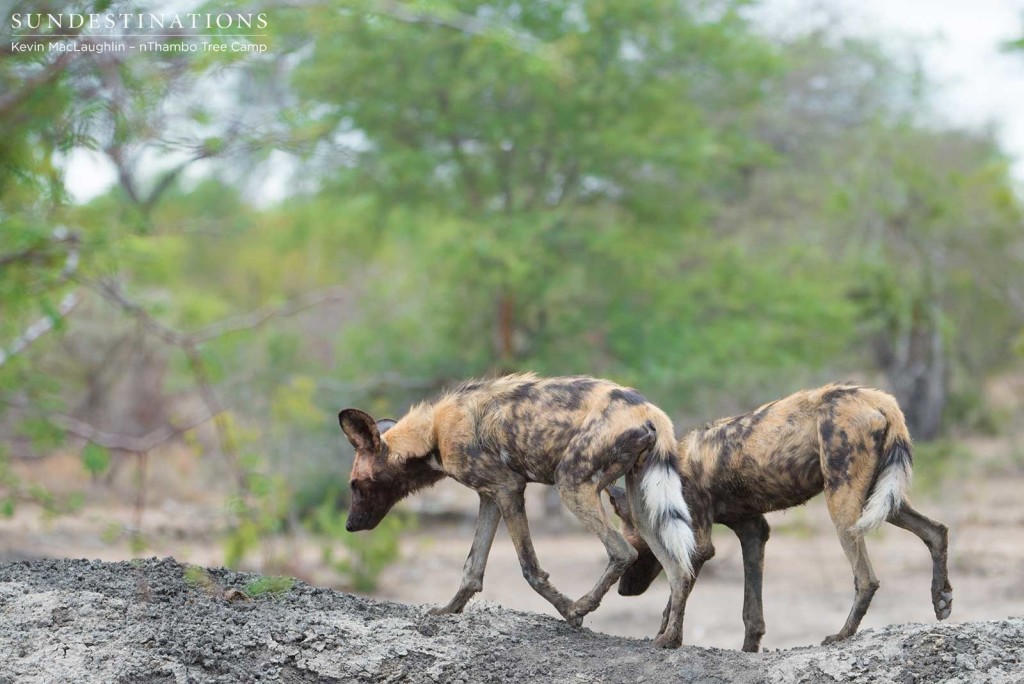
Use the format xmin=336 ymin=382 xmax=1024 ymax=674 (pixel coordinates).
xmin=338 ymin=408 xmax=382 ymax=453
xmin=376 ymin=418 xmax=397 ymax=435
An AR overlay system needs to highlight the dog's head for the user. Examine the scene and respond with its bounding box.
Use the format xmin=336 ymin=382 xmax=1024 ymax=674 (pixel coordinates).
xmin=338 ymin=408 xmax=401 ymax=532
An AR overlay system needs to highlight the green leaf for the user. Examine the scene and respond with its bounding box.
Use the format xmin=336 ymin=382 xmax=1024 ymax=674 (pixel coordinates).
xmin=19 ymin=418 xmax=65 ymax=453
xmin=82 ymin=444 xmax=111 ymax=476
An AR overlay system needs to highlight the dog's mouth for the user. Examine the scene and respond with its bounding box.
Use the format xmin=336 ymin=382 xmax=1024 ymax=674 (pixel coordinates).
xmin=345 ymin=512 xmax=385 ymax=532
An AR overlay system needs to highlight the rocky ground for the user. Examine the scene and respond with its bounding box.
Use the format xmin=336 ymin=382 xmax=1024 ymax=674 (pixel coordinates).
xmin=0 ymin=558 xmax=1020 ymax=683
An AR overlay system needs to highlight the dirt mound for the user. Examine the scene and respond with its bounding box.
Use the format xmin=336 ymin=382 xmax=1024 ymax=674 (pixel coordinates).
xmin=0 ymin=558 xmax=1019 ymax=683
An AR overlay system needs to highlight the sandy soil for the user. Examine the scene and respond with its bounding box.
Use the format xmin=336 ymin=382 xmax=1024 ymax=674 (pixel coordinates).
xmin=1 ymin=557 xmax=1021 ymax=684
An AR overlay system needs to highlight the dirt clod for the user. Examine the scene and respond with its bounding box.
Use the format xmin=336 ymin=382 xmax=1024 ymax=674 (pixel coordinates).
xmin=0 ymin=557 xmax=1020 ymax=683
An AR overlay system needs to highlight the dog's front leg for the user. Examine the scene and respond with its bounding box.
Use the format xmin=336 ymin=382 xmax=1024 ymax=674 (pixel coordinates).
xmin=655 ymin=559 xmax=702 ymax=648
xmin=727 ymin=516 xmax=770 ymax=652
xmin=429 ymin=494 xmax=501 ymax=615
xmin=659 ymin=595 xmax=671 ymax=635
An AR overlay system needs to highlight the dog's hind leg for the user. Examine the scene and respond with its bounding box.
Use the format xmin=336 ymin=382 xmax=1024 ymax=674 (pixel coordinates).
xmin=727 ymin=516 xmax=771 ymax=652
xmin=556 ymin=423 xmax=657 ymax=621
xmin=820 ymin=419 xmax=881 ymax=645
xmin=494 ymin=485 xmax=579 ymax=625
xmin=822 ymin=523 xmax=878 ymax=645
xmin=558 ymin=479 xmax=638 ymax=620
xmin=430 ymin=493 xmax=501 ymax=615
xmin=888 ymin=504 xmax=952 ymax=620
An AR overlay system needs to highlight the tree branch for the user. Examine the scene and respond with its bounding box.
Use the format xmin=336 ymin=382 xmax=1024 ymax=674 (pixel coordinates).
xmin=91 ymin=279 xmax=186 ymax=346
xmin=53 ymin=410 xmax=219 ymax=454
xmin=0 ymin=52 xmax=76 ymax=117
xmin=317 ymin=372 xmax=440 ymax=394
xmin=85 ymin=278 xmax=351 ymax=492
xmin=0 ymin=227 xmax=79 ymax=270
xmin=90 ymin=279 xmax=350 ymax=345
xmin=191 ymin=286 xmax=349 ymax=343
xmin=0 ymin=229 xmax=82 ymax=368
xmin=0 ymin=292 xmax=81 ymax=369
xmin=182 ymin=340 xmax=247 ymax=490
xmin=263 ymin=0 xmax=540 ymax=53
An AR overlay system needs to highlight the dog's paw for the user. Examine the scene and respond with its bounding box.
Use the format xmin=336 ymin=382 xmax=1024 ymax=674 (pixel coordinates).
xmin=654 ymin=633 xmax=682 ymax=649
xmin=570 ymin=597 xmax=599 ymax=618
xmin=554 ymin=601 xmax=584 ymax=628
xmin=428 ymin=604 xmax=459 ymax=616
xmin=933 ymin=586 xmax=953 ymax=621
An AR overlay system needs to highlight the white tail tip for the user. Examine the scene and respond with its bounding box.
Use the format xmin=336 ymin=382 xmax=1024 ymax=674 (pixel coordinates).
xmin=852 ymin=463 xmax=910 ymax=532
xmin=641 ymin=461 xmax=696 ymax=577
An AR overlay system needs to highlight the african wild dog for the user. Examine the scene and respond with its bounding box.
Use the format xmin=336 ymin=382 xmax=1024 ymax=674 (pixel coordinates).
xmin=606 ymin=383 xmax=952 ymax=650
xmin=338 ymin=374 xmax=696 ymax=633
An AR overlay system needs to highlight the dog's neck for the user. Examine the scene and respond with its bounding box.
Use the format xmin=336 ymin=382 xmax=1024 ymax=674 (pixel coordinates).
xmin=383 ymin=402 xmax=438 ymax=466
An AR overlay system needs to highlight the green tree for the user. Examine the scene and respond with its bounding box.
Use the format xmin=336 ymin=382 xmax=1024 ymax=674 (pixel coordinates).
xmin=725 ymin=32 xmax=1024 ymax=438
xmin=278 ymin=0 xmax=860 ymax=410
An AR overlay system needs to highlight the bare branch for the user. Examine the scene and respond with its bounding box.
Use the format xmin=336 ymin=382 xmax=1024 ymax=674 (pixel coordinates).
xmin=91 ymin=279 xmax=186 ymax=346
xmin=191 ymin=286 xmax=348 ymax=342
xmin=0 ymin=52 xmax=76 ymax=117
xmin=181 ymin=341 xmax=247 ymax=490
xmin=0 ymin=229 xmax=82 ymax=368
xmin=107 ymin=145 xmax=144 ymax=207
xmin=141 ymin=155 xmax=208 ymax=216
xmin=91 ymin=279 xmax=349 ymax=346
xmin=53 ymin=410 xmax=219 ymax=454
xmin=0 ymin=228 xmax=79 ymax=270
xmin=85 ymin=278 xmax=351 ymax=492
xmin=317 ymin=373 xmax=440 ymax=394
xmin=0 ymin=292 xmax=81 ymax=369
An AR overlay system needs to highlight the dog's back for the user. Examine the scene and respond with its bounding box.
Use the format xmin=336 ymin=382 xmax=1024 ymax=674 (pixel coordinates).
xmin=681 ymin=384 xmax=907 ymax=523
xmin=432 ymin=373 xmax=670 ymax=485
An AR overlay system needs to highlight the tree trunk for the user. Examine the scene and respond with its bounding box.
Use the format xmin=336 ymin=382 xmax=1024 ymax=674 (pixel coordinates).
xmin=880 ymin=302 xmax=947 ymax=441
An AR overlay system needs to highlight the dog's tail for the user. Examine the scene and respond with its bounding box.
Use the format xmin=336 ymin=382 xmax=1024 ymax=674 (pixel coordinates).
xmin=852 ymin=396 xmax=913 ymax=532
xmin=625 ymin=407 xmax=696 ymax=577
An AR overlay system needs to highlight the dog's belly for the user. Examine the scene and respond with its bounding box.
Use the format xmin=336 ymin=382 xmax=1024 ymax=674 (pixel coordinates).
xmin=502 ymin=449 xmax=559 ymax=485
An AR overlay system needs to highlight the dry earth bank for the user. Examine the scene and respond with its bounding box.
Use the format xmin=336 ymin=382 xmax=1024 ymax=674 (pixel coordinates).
xmin=0 ymin=558 xmax=1021 ymax=683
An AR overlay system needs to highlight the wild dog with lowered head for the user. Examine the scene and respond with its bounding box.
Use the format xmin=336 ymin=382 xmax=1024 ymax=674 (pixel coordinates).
xmin=607 ymin=383 xmax=952 ymax=650
xmin=338 ymin=373 xmax=696 ymax=634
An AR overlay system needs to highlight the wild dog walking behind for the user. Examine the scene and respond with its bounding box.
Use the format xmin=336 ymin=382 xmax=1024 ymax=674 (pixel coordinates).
xmin=338 ymin=374 xmax=695 ymax=631
xmin=608 ymin=383 xmax=952 ymax=650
